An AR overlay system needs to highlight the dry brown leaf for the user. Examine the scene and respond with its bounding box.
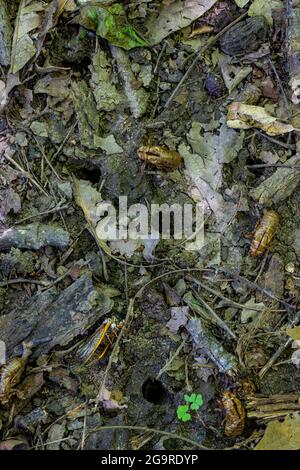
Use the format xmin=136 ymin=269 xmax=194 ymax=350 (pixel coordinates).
xmin=255 ymin=414 xmax=300 ymax=450
xmin=227 ymin=102 xmax=295 ymax=136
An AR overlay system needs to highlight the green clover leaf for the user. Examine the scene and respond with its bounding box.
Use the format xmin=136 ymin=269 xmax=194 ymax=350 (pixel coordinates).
xmin=176 ymin=405 xmax=191 ymax=422
xmin=184 ymin=393 xmax=196 ymax=403
xmin=184 ymin=393 xmax=203 ymax=410
xmin=190 ymin=394 xmax=203 ymax=411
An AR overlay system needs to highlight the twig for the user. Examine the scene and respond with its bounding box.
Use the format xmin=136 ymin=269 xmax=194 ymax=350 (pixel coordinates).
xmin=246 ymin=163 xmax=300 ymax=169
xmin=88 ymin=425 xmax=208 ymax=450
xmin=258 ymin=132 xmax=296 ymax=150
xmin=3 ymin=153 xmax=48 ymax=196
xmin=15 ymin=203 xmax=69 ymax=225
xmin=156 ymin=339 xmax=186 ymax=380
xmin=163 ymin=12 xmax=248 ymax=110
xmin=154 ymin=41 xmax=167 ymax=74
xmin=258 ymin=337 xmax=293 ymax=380
xmin=186 ymin=275 xmax=265 ymax=312
xmin=0 ymin=278 xmax=48 ymax=287
xmin=50 ymin=121 xmax=77 ymax=162
xmin=79 ymin=399 xmax=89 ymax=450
xmin=191 ymin=287 xmax=237 ymax=340
xmin=214 ymin=267 xmax=296 ymax=311
xmin=268 ymin=58 xmax=291 ymax=120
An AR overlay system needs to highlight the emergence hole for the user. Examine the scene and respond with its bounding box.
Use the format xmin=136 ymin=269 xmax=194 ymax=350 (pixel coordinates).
xmin=142 ymin=378 xmax=166 ymax=404
xmin=73 ymin=167 xmax=101 ymax=184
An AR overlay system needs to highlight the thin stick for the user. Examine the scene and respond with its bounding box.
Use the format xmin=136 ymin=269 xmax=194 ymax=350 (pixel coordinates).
xmin=186 ymin=275 xmax=265 ymax=312
xmin=191 ymin=288 xmax=237 ymax=340
xmin=258 ymin=131 xmax=296 ymax=150
xmin=246 ymin=163 xmax=300 ymax=169
xmin=15 ymin=203 xmax=69 ymax=225
xmin=163 ymin=12 xmax=248 ymax=110
xmin=0 ymin=278 xmax=48 ymax=287
xmin=88 ymin=425 xmax=208 ymax=450
xmin=154 ymin=41 xmax=167 ymax=74
xmin=215 ymin=267 xmax=296 ymax=311
xmin=3 ymin=153 xmax=48 ymax=196
xmin=258 ymin=337 xmax=293 ymax=379
xmin=79 ymin=399 xmax=89 ymax=450
xmin=156 ymin=339 xmax=186 ymax=380
xmin=268 ymin=58 xmax=291 ymax=120
xmin=50 ymin=121 xmax=77 ymax=162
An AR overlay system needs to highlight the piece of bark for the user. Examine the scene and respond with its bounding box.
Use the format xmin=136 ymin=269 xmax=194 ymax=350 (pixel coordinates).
xmin=0 ymin=223 xmax=69 ymax=250
xmin=246 ymin=393 xmax=300 ymax=420
xmin=249 ymin=154 xmax=300 ymax=206
xmin=0 ymin=274 xmax=113 ymax=359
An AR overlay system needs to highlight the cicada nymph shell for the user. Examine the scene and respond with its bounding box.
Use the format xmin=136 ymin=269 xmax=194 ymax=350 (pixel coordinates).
xmin=250 ymin=211 xmax=279 ymax=257
xmin=221 ymin=391 xmax=246 ymax=437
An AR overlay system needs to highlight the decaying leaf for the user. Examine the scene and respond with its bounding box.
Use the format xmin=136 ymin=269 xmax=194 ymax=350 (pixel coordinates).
xmin=89 ymin=49 xmax=122 ymax=112
xmin=10 ymin=0 xmax=46 ymax=74
xmin=241 ymin=298 xmax=265 ymax=326
xmin=291 ymin=349 xmax=300 ymax=368
xmin=0 ymin=188 xmax=21 ymax=223
xmin=227 ymin=102 xmax=295 ymax=136
xmin=79 ymin=3 xmax=147 ymax=50
xmin=16 ymin=372 xmax=45 ymax=401
xmin=248 ymin=0 xmax=282 ymax=26
xmin=180 ymin=119 xmax=244 ymax=231
xmin=255 ymin=413 xmax=300 ymax=450
xmin=235 ymin=0 xmax=250 ymax=6
xmin=98 ymin=386 xmax=127 ymax=410
xmin=221 ymin=59 xmax=252 ymax=93
xmin=166 ymin=306 xmax=189 ymax=334
xmin=71 ymin=80 xmax=101 ymax=149
xmin=110 ymin=45 xmax=149 ymax=119
xmin=57 ymin=0 xmax=77 ymax=17
xmin=145 ymin=0 xmax=218 ymax=45
xmin=287 ymin=326 xmax=300 ymax=343
xmin=73 ymin=178 xmax=102 ymax=227
xmin=110 ymin=239 xmax=142 ymax=258
xmin=249 ymin=154 xmax=300 ymax=205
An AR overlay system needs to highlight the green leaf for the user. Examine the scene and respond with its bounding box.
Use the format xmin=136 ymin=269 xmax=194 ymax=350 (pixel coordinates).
xmin=184 ymin=393 xmax=204 ymax=410
xmin=176 ymin=405 xmax=191 ymax=422
xmin=184 ymin=393 xmax=196 ymax=403
xmin=79 ymin=4 xmax=148 ymax=51
xmin=190 ymin=394 xmax=204 ymax=411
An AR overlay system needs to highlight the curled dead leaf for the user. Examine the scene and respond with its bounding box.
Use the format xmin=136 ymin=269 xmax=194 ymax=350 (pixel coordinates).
xmin=227 ymin=102 xmax=294 ymax=136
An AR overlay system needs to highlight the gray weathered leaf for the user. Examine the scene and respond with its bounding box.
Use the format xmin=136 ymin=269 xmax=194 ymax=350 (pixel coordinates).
xmin=145 ymin=0 xmax=218 ymax=44
xmin=10 ymin=0 xmax=44 ymax=74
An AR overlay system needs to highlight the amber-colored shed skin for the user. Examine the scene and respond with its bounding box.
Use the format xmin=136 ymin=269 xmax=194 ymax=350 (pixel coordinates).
xmin=137 ymin=145 xmax=182 ymax=171
xmin=250 ymin=211 xmax=280 ymax=257
xmin=221 ymin=391 xmax=246 ymax=437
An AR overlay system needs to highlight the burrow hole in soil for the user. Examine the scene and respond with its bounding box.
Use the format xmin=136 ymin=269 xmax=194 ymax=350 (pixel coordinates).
xmin=142 ymin=378 xmax=166 ymax=404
